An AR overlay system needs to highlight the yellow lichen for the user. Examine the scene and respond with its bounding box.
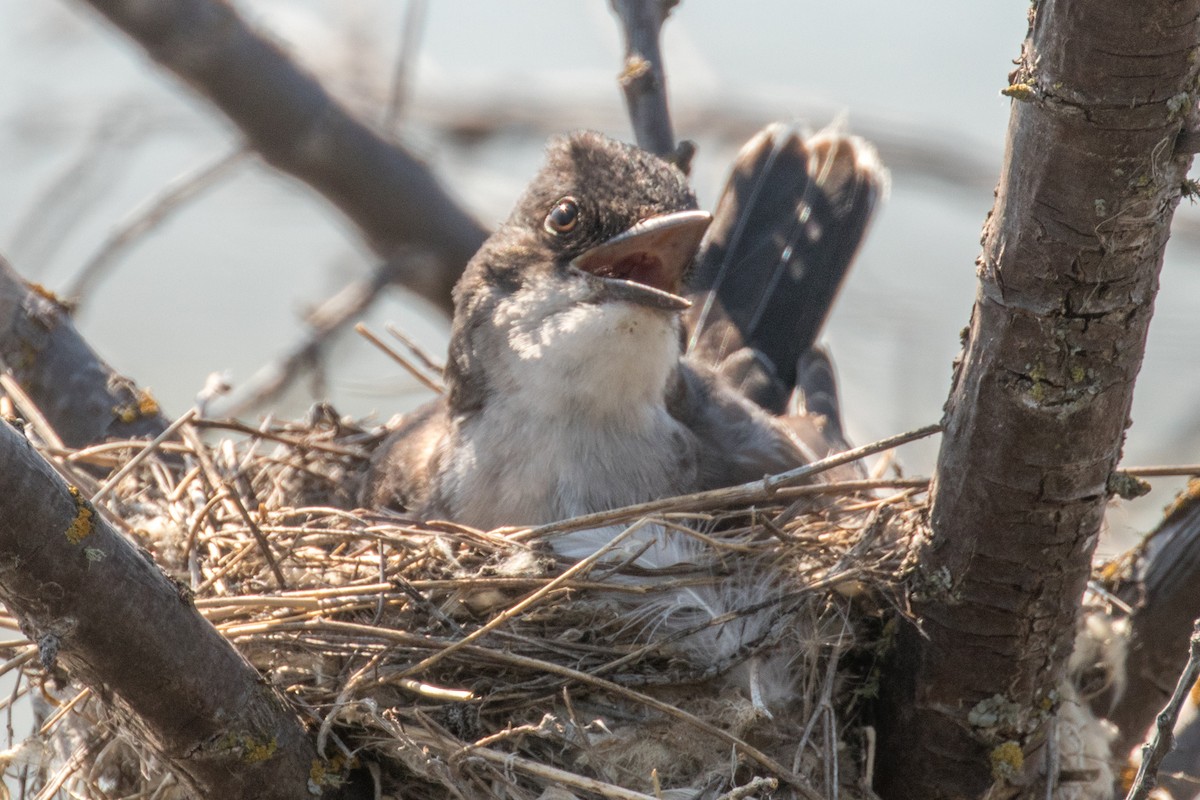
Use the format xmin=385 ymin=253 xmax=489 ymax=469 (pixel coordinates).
xmin=989 ymin=740 xmax=1024 ymax=782
xmin=620 ymin=55 xmax=651 ymax=82
xmin=241 ymin=736 xmax=277 ymax=764
xmin=1027 ymin=362 xmax=1049 ymax=403
xmin=65 ymin=486 xmax=95 ymax=545
xmin=137 ymin=388 xmax=160 ymax=416
xmin=1001 ymin=83 xmax=1037 ymax=102
xmin=216 ymin=732 xmax=278 ymax=764
xmin=113 ymin=388 xmax=160 ymax=424
xmin=1163 ymin=478 xmax=1200 ymax=521
xmin=309 ymin=753 xmax=355 ymax=788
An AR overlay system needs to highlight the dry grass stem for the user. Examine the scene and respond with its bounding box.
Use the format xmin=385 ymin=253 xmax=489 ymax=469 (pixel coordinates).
xmin=357 ymin=323 xmax=444 ymax=395
xmin=0 ymin=408 xmax=950 ymax=799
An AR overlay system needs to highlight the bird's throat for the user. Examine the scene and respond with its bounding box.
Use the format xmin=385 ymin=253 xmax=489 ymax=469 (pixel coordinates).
xmin=493 ymin=286 xmax=681 ymax=420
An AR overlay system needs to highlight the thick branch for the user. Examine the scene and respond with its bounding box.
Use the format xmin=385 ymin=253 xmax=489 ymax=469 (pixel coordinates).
xmin=0 ymin=420 xmax=363 ymax=799
xmin=875 ymin=2 xmax=1200 ymax=797
xmin=77 ymin=0 xmax=487 ymax=313
xmin=0 ymin=255 xmax=169 ymax=447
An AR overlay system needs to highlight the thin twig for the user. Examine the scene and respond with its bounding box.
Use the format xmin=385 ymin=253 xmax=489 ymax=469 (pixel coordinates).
xmin=1121 ymin=465 xmax=1200 ymax=477
xmin=0 ymin=372 xmax=65 ymax=452
xmin=398 ymin=519 xmax=658 ymax=679
xmin=191 ymin=418 xmax=369 ymax=457
xmin=179 ymin=422 xmax=287 ymax=589
xmin=90 ymin=408 xmax=196 ymax=505
xmin=608 ymin=0 xmax=677 ymax=156
xmin=464 ymin=745 xmax=658 ymax=800
xmin=219 ymin=252 xmax=435 ymax=416
xmin=285 ymin=618 xmax=820 ymax=797
xmin=384 ymin=322 xmax=444 ymax=373
xmin=513 ymin=423 xmax=942 ymax=539
xmin=1126 ymin=619 xmax=1200 ymax=800
xmin=66 ymin=149 xmax=247 ymax=302
xmin=356 ymin=323 xmax=443 ymax=395
xmin=383 ymin=0 xmax=427 ymax=130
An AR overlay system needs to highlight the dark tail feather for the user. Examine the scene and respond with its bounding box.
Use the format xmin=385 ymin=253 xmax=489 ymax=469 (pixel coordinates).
xmin=686 ymin=124 xmax=886 ymax=415
xmin=794 ymin=346 xmax=846 ymax=442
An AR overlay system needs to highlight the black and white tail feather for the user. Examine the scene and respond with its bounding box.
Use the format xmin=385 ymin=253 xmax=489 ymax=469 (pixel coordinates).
xmin=688 ymin=122 xmax=886 ymax=425
xmin=559 ymin=124 xmax=887 ymax=715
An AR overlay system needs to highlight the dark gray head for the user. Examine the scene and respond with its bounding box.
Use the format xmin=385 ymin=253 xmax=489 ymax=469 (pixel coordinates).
xmin=446 ymin=132 xmax=711 ymax=413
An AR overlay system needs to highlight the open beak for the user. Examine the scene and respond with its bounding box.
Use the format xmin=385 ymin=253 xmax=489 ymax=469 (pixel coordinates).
xmin=570 ymin=210 xmax=712 ymax=311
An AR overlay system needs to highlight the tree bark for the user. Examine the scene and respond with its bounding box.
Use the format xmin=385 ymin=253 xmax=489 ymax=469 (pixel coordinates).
xmin=875 ymin=1 xmax=1200 ymax=797
xmin=76 ymin=0 xmax=488 ymax=314
xmin=0 ymin=418 xmax=365 ymax=799
xmin=609 ymin=0 xmax=677 ymax=157
xmin=0 ymin=255 xmax=170 ymax=447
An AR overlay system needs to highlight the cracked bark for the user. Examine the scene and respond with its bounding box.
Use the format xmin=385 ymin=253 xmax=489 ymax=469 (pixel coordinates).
xmin=874 ymin=1 xmax=1200 ymax=797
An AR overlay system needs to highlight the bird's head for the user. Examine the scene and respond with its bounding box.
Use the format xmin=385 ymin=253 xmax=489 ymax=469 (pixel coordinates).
xmin=447 ymin=132 xmax=711 ymax=413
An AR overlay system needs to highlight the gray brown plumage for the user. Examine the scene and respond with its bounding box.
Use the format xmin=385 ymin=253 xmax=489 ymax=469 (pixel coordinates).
xmin=360 ymin=127 xmax=886 ymax=714
xmin=361 ymin=128 xmax=885 ymax=526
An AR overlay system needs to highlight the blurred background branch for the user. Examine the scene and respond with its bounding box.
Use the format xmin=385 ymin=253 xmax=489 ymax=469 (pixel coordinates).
xmin=78 ymin=0 xmax=487 ymax=313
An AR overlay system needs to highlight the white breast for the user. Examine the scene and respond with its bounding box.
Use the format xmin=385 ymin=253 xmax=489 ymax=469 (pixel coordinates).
xmin=441 ymin=285 xmax=698 ymax=529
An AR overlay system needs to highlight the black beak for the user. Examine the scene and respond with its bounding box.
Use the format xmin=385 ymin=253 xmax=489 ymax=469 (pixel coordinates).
xmin=570 ymin=210 xmax=712 ymax=311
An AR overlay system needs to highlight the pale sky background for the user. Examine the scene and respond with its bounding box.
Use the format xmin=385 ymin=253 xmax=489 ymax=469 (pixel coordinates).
xmin=2 ymin=0 xmax=1199 ymax=549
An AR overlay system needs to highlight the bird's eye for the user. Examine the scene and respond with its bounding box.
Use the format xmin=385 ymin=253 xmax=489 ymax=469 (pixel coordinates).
xmin=544 ymin=197 xmax=580 ymax=235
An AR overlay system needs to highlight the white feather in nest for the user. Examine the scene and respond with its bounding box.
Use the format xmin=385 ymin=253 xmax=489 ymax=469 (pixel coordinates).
xmin=547 ymin=518 xmax=813 ymax=718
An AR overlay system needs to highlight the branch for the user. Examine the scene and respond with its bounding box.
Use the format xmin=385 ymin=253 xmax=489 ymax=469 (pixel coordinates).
xmin=874 ymin=0 xmax=1200 ymax=795
xmin=0 ymin=255 xmax=169 ymax=447
xmin=0 ymin=420 xmax=364 ymax=799
xmin=65 ymin=147 xmax=248 ymax=304
xmin=216 ymin=254 xmax=431 ymax=416
xmin=1108 ymin=484 xmax=1200 ymax=756
xmin=382 ymin=0 xmax=428 ymax=131
xmin=608 ymin=0 xmax=677 ymax=156
xmin=77 ymin=0 xmax=488 ymax=314
xmin=1125 ymin=621 xmax=1200 ymax=800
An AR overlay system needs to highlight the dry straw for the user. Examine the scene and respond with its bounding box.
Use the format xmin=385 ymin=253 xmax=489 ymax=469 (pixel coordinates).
xmin=6 ymin=410 xmax=933 ymax=800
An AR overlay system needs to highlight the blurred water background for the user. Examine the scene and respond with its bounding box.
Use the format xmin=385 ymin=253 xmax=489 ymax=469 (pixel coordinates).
xmin=2 ymin=0 xmax=1199 ymax=557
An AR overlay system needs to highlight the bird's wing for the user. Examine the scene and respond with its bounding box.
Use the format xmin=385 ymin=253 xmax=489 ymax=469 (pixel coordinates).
xmin=669 ymin=361 xmax=860 ymax=490
xmin=685 ymin=124 xmax=887 ymax=419
xmin=359 ymin=398 xmax=449 ymax=511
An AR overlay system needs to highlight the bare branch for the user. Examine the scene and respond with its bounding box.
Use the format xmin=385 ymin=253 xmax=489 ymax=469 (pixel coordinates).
xmin=0 ymin=419 xmax=363 ymax=798
xmin=1108 ymin=485 xmax=1200 ymax=756
xmin=1125 ymin=620 xmax=1200 ymax=800
xmin=77 ymin=0 xmax=488 ymax=314
xmin=0 ymin=255 xmax=170 ymax=447
xmin=66 ymin=148 xmax=248 ymax=304
xmin=383 ymin=0 xmax=428 ymax=131
xmin=217 ymin=254 xmax=429 ymax=415
xmin=608 ymin=0 xmax=677 ymax=156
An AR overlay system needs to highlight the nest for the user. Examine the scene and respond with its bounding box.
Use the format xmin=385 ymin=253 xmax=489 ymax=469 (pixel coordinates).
xmin=10 ymin=404 xmax=928 ymax=800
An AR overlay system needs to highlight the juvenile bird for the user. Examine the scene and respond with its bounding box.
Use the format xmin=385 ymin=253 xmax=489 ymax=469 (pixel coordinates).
xmin=362 ymin=128 xmax=882 ymax=525
xmin=362 ymin=127 xmax=884 ymax=712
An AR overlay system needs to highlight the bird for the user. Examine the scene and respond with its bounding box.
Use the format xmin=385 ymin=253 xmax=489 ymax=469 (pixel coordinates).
xmin=361 ymin=127 xmax=885 ymax=711
xmin=362 ymin=127 xmax=883 ymax=524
